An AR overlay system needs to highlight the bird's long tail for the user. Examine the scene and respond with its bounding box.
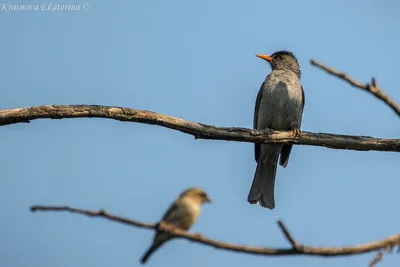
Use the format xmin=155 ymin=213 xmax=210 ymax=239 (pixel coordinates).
xmin=247 ymin=152 xmax=279 ymax=209
xmin=140 ymin=243 xmax=161 ymax=264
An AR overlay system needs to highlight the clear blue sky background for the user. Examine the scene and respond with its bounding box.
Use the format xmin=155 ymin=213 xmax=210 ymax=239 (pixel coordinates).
xmin=1 ymin=0 xmax=399 ymax=266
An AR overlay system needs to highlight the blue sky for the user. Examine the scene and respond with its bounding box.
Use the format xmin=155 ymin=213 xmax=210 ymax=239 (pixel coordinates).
xmin=1 ymin=0 xmax=399 ymax=266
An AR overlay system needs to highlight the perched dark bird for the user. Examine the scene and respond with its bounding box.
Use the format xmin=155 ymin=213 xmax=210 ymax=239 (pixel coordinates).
xmin=248 ymin=50 xmax=305 ymax=209
xmin=140 ymin=187 xmax=211 ymax=264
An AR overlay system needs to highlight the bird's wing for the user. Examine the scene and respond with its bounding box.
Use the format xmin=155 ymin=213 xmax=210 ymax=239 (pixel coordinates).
xmin=279 ymin=85 xmax=305 ymax=168
xmin=145 ymin=202 xmax=181 ymax=261
xmin=152 ymin=201 xmax=182 ymax=245
xmin=254 ymin=82 xmax=265 ymax=162
xmin=161 ymin=200 xmax=193 ymax=229
xmin=142 ymin=200 xmax=191 ymax=263
xmin=161 ymin=201 xmax=181 ymax=224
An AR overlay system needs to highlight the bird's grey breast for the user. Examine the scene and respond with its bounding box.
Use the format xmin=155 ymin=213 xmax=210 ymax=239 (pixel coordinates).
xmin=257 ymin=70 xmax=303 ymax=130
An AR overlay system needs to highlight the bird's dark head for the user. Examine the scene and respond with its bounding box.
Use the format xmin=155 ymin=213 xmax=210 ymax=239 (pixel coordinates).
xmin=256 ymin=50 xmax=301 ymax=77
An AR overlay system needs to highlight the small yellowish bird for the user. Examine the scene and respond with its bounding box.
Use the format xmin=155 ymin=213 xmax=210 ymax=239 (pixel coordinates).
xmin=140 ymin=187 xmax=211 ymax=264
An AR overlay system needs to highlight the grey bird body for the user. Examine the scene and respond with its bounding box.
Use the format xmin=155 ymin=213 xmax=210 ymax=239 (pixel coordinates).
xmin=140 ymin=187 xmax=211 ymax=264
xmin=248 ymin=51 xmax=305 ymax=209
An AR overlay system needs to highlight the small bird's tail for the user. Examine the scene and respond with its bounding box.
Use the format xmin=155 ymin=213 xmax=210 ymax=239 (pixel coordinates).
xmin=247 ymin=153 xmax=279 ymax=209
xmin=140 ymin=243 xmax=160 ymax=264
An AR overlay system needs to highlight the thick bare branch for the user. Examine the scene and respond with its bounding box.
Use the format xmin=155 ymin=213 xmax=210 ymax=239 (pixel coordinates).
xmin=310 ymin=59 xmax=400 ymax=117
xmin=1 ymin=105 xmax=399 ymax=152
xmin=30 ymin=205 xmax=400 ymax=257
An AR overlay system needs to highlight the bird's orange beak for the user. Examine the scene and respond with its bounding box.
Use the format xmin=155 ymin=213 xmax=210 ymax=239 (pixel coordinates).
xmin=256 ymin=54 xmax=273 ymax=62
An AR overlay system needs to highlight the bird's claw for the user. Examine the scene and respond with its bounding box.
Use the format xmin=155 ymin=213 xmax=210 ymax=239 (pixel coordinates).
xmin=293 ymin=128 xmax=302 ymax=138
xmin=265 ymin=127 xmax=271 ymax=137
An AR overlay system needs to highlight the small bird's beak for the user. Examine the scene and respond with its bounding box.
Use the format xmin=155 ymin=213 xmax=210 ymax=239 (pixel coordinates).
xmin=256 ymin=54 xmax=273 ymax=62
xmin=204 ymin=197 xmax=212 ymax=203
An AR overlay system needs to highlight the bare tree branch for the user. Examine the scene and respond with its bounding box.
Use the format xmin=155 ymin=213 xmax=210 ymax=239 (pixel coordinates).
xmin=1 ymin=105 xmax=400 ymax=152
xmin=310 ymin=59 xmax=400 ymax=117
xmin=30 ymin=205 xmax=400 ymax=258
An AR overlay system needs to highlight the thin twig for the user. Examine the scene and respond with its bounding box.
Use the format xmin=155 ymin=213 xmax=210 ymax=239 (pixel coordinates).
xmin=31 ymin=205 xmax=154 ymax=229
xmin=310 ymin=59 xmax=400 ymax=117
xmin=369 ymin=252 xmax=383 ymax=267
xmin=0 ymin=105 xmax=399 ymax=152
xmin=30 ymin=205 xmax=400 ymax=257
xmin=277 ymin=220 xmax=299 ymax=248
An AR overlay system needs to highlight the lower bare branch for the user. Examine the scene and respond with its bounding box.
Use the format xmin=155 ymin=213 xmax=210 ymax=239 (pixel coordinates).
xmin=30 ymin=205 xmax=400 ymax=257
xmin=310 ymin=59 xmax=400 ymax=117
xmin=31 ymin=205 xmax=154 ymax=229
xmin=1 ymin=105 xmax=399 ymax=152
